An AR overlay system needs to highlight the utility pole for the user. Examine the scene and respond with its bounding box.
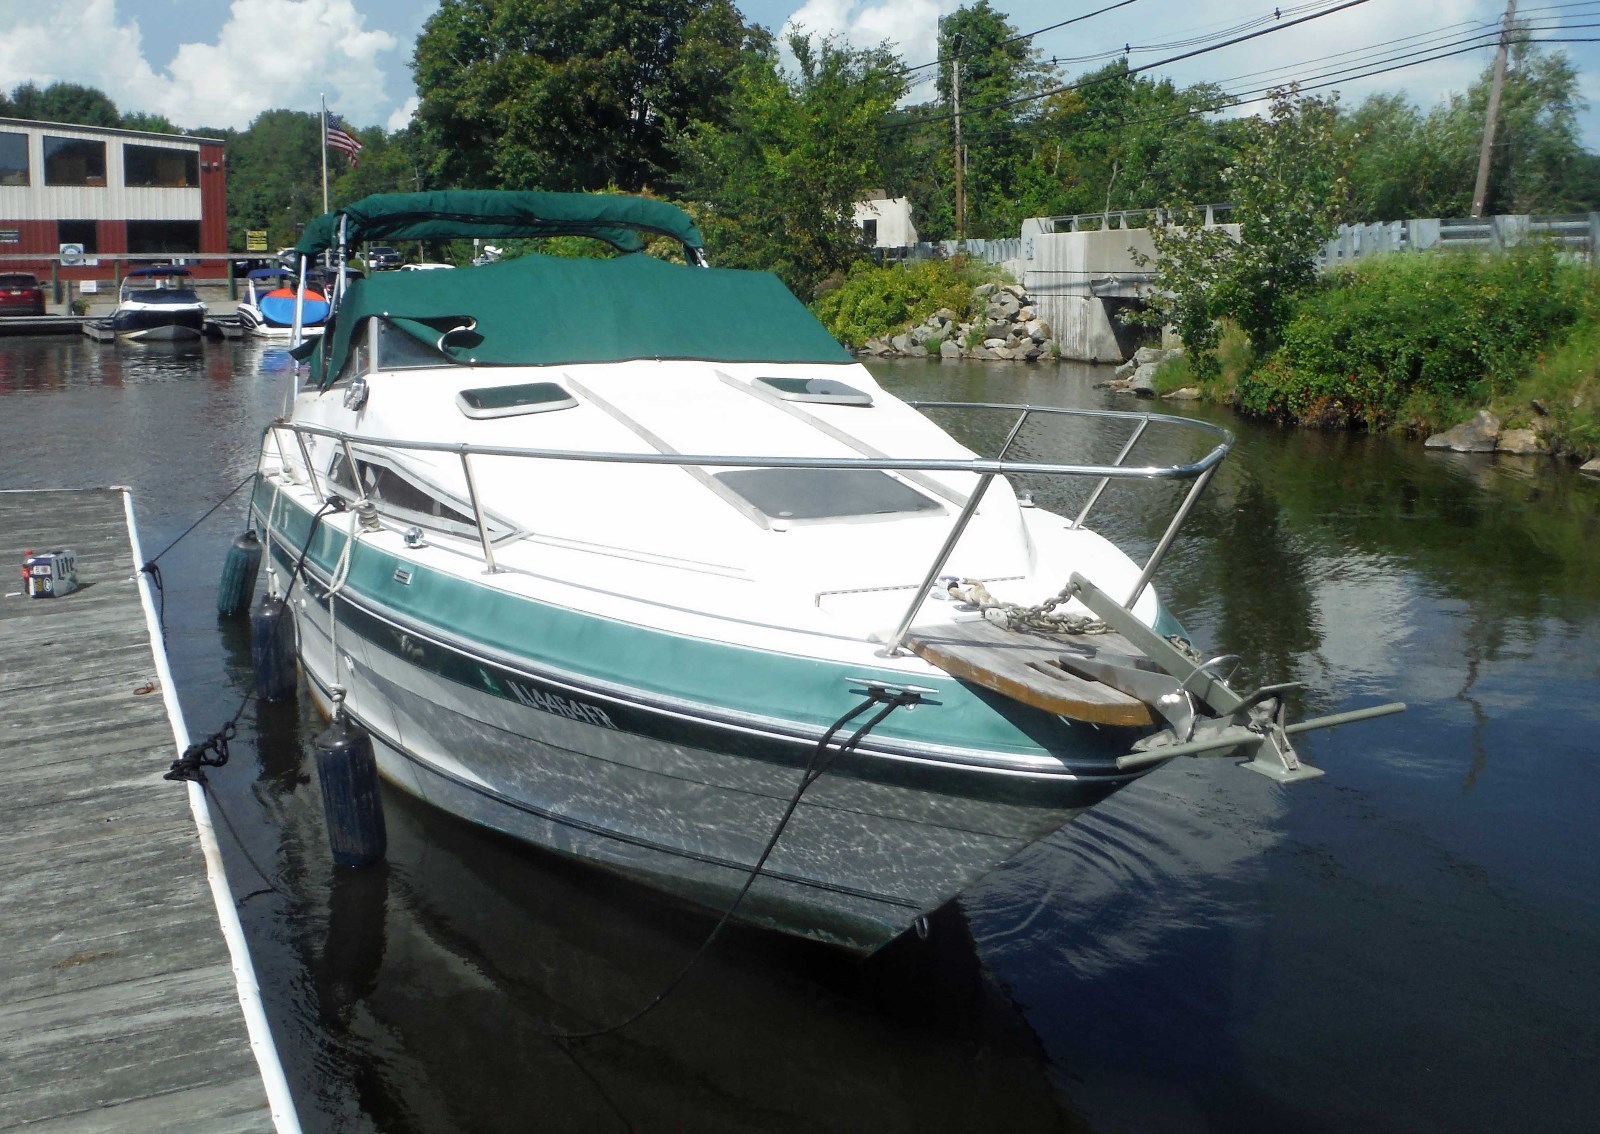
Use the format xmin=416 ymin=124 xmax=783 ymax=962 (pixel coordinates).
xmin=951 ymin=32 xmax=966 ymax=250
xmin=1471 ymin=0 xmax=1517 ymax=218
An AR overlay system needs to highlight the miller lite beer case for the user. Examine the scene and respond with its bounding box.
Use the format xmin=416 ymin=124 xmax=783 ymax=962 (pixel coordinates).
xmin=23 ymin=549 xmax=79 ymax=598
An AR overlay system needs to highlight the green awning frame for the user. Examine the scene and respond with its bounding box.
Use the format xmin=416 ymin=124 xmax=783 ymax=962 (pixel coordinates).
xmin=293 ymin=190 xmax=705 ymax=259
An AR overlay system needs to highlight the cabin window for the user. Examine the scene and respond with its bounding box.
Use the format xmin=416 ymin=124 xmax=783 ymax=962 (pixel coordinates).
xmin=456 ymin=382 xmax=576 ymax=419
xmin=0 ymin=133 xmax=28 ymax=186
xmin=327 ymin=450 xmax=501 ymax=538
xmin=42 ymin=137 xmax=106 ymax=186
xmin=127 ymin=220 xmax=200 ymax=254
xmin=373 ymin=318 xmax=450 ymax=370
xmin=123 ymin=144 xmax=198 ymax=188
xmin=755 ymin=376 xmax=873 ymax=406
xmin=712 ymin=468 xmax=941 ymax=522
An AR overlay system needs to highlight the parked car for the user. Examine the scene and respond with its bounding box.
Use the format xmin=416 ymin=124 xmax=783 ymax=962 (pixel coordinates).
xmin=0 ymin=273 xmax=46 ymax=316
xmin=363 ymin=245 xmax=402 ymax=271
xmin=398 ymin=262 xmax=455 ymax=271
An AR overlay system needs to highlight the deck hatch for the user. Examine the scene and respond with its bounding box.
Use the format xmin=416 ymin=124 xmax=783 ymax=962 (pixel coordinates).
xmin=754 ymin=376 xmax=873 ymax=406
xmin=456 ymin=382 xmax=577 ymax=419
xmin=711 ymin=468 xmax=941 ymax=522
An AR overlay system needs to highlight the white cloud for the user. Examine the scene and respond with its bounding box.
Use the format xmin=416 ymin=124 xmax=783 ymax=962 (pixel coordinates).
xmin=386 ymin=95 xmax=419 ymax=133
xmin=781 ymin=0 xmax=956 ymax=77
xmin=0 ymin=0 xmax=398 ymax=131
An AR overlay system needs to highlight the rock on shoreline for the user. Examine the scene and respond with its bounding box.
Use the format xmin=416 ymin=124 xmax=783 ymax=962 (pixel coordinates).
xmin=857 ymin=283 xmax=1060 ymax=362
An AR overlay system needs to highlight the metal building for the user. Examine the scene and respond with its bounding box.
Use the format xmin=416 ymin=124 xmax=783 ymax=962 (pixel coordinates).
xmin=0 ymin=117 xmax=227 ymax=280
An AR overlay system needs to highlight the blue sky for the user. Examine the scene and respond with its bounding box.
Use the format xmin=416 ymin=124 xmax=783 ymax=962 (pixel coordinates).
xmin=1 ymin=1 xmax=1594 ymax=147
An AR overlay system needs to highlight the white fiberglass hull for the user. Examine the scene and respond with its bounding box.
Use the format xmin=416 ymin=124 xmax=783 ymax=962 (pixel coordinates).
xmin=262 ymin=508 xmax=1136 ymax=952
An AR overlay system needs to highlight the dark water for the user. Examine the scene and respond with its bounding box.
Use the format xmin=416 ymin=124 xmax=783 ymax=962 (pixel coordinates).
xmin=2 ymin=339 xmax=1596 ymax=1133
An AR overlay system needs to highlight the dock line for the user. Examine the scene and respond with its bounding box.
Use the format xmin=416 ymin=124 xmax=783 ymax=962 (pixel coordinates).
xmin=121 ymin=487 xmax=303 ymax=1134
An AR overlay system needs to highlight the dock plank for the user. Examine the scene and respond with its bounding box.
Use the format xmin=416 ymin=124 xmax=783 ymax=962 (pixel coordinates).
xmin=0 ymin=489 xmax=278 ymax=1132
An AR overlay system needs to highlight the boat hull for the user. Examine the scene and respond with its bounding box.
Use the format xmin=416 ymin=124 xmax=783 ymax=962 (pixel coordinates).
xmin=235 ymin=304 xmax=327 ymax=339
xmin=111 ymin=306 xmax=205 ymax=341
xmin=261 ymin=518 xmax=1139 ymax=952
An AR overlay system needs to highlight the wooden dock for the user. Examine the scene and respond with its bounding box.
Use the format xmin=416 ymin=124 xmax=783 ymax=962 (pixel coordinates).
xmin=0 ymin=488 xmax=296 ymax=1131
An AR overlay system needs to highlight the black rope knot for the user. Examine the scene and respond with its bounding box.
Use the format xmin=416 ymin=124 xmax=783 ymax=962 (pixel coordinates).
xmin=165 ymin=722 xmax=236 ymax=782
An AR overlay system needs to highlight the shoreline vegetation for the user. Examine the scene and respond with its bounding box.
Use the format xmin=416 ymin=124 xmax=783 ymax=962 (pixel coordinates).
xmin=817 ymin=245 xmax=1600 ymax=473
xmin=1149 ymin=245 xmax=1600 ymax=467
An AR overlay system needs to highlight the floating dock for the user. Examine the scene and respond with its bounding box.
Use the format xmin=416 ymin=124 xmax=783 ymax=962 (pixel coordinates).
xmin=0 ymin=488 xmax=297 ymax=1132
xmin=0 ymin=315 xmax=86 ymax=338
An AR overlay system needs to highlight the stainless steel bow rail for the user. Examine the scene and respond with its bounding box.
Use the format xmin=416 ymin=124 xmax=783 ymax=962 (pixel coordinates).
xmin=262 ymin=403 xmax=1403 ymax=780
xmin=266 ymin=401 xmax=1232 ymax=600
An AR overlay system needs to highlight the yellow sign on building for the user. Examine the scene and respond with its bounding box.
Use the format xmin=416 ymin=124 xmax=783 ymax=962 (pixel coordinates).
xmin=246 ymin=230 xmax=268 ymax=252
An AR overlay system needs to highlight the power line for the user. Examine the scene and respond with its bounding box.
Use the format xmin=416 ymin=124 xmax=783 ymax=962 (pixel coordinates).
xmin=881 ymin=0 xmax=1376 ymax=133
xmin=1020 ymin=29 xmax=1595 ymax=141
xmin=895 ymin=0 xmax=1145 ymax=76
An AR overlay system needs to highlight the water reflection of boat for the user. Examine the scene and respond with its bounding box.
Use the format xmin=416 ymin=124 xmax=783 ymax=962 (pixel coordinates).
xmin=308 ymin=787 xmax=1073 ymax=1131
xmin=253 ymin=189 xmax=1400 ymax=953
xmin=97 ymin=265 xmax=208 ymax=341
xmin=235 ymin=267 xmax=331 ymax=339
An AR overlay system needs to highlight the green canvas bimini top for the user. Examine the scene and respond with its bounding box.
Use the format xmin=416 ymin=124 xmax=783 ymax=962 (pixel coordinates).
xmin=294 ymin=190 xmax=705 ymax=257
xmin=309 ymin=250 xmax=853 ymax=384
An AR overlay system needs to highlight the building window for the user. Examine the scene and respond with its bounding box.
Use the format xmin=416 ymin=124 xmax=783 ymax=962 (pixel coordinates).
xmin=124 ymin=144 xmax=198 ymax=188
xmin=58 ymin=220 xmax=98 ymax=254
xmin=127 ymin=220 xmax=200 ymax=254
xmin=861 ymin=218 xmax=878 ymax=245
xmin=0 ymin=132 xmax=27 ymax=186
xmin=43 ymin=137 xmax=106 ymax=186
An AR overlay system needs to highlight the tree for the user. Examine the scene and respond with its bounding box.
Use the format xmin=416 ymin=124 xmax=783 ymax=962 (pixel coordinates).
xmin=222 ymin=110 xmax=327 ymax=251
xmin=931 ymin=1 xmax=1054 ymax=238
xmin=1139 ymin=86 xmax=1350 ymax=372
xmin=120 ymin=112 xmax=181 ymax=135
xmin=2 ymin=81 xmax=122 ymax=127
xmin=1341 ymin=38 xmax=1590 ymax=219
xmin=412 ymin=0 xmax=764 ymax=193
xmin=673 ymin=34 xmax=906 ymax=298
xmin=1015 ymin=60 xmax=1244 ymax=220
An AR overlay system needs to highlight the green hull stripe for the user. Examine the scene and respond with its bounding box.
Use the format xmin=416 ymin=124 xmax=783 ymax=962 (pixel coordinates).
xmin=255 ymin=484 xmax=1148 ymax=765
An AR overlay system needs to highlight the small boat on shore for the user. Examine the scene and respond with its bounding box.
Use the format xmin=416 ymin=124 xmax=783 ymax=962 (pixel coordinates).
xmin=253 ymin=190 xmax=1401 ymax=952
xmin=235 ymin=267 xmax=331 ymax=339
xmin=94 ymin=266 xmax=207 ymax=341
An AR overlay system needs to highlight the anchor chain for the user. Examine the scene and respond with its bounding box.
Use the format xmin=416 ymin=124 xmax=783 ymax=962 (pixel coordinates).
xmin=945 ymin=577 xmax=1112 ymax=635
xmin=947 ymin=576 xmax=1203 ymax=661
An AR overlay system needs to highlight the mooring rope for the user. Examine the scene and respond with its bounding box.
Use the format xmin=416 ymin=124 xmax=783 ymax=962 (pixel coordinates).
xmin=538 ymin=685 xmax=925 ymax=1042
xmin=164 ymin=497 xmax=343 ymax=904
xmin=138 ymin=468 xmax=260 ymax=641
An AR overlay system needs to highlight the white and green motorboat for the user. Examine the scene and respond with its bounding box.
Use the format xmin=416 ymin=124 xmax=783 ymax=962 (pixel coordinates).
xmin=255 ymin=191 xmax=1401 ymax=953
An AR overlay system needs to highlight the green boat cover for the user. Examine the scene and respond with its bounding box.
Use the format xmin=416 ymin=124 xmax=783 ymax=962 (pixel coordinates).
xmin=294 ymin=190 xmax=704 ymax=258
xmin=307 ymin=250 xmax=853 ymax=385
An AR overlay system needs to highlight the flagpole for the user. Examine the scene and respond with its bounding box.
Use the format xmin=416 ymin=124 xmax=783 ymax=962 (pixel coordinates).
xmin=320 ymin=94 xmax=329 ymax=214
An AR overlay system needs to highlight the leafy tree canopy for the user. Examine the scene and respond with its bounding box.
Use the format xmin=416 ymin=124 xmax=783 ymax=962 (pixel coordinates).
xmin=412 ymin=0 xmax=766 ymax=193
xmin=673 ymin=33 xmax=906 ymax=298
xmin=1341 ymin=38 xmax=1591 ymax=219
xmin=1139 ymin=86 xmax=1350 ymax=372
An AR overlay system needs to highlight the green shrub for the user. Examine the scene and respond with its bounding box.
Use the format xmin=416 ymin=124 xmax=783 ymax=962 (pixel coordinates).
xmin=1165 ymin=322 xmax=1255 ymax=398
xmin=1236 ymin=246 xmax=1591 ymax=428
xmin=812 ymin=257 xmax=993 ymax=348
xmin=1510 ymin=306 xmax=1600 ymax=458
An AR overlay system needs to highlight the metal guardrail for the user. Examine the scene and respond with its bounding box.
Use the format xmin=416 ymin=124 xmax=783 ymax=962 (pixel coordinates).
xmin=265 ymin=403 xmax=1233 ymax=654
xmin=1319 ymin=212 xmax=1600 ymax=268
xmin=1038 ymin=205 xmax=1235 ymax=233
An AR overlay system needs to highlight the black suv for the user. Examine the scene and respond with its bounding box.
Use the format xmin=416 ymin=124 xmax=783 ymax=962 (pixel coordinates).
xmin=364 ymin=245 xmax=402 ymax=271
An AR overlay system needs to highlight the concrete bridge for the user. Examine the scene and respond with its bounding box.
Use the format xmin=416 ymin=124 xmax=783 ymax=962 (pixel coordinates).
xmin=1019 ymin=206 xmax=1236 ymax=363
xmin=901 ymin=207 xmax=1238 ymax=362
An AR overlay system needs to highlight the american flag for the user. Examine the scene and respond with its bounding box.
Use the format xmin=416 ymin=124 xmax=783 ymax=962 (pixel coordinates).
xmin=326 ymin=112 xmax=363 ymax=168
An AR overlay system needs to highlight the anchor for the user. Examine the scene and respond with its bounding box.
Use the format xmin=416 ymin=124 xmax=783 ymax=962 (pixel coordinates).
xmin=1058 ymin=574 xmax=1406 ymax=782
